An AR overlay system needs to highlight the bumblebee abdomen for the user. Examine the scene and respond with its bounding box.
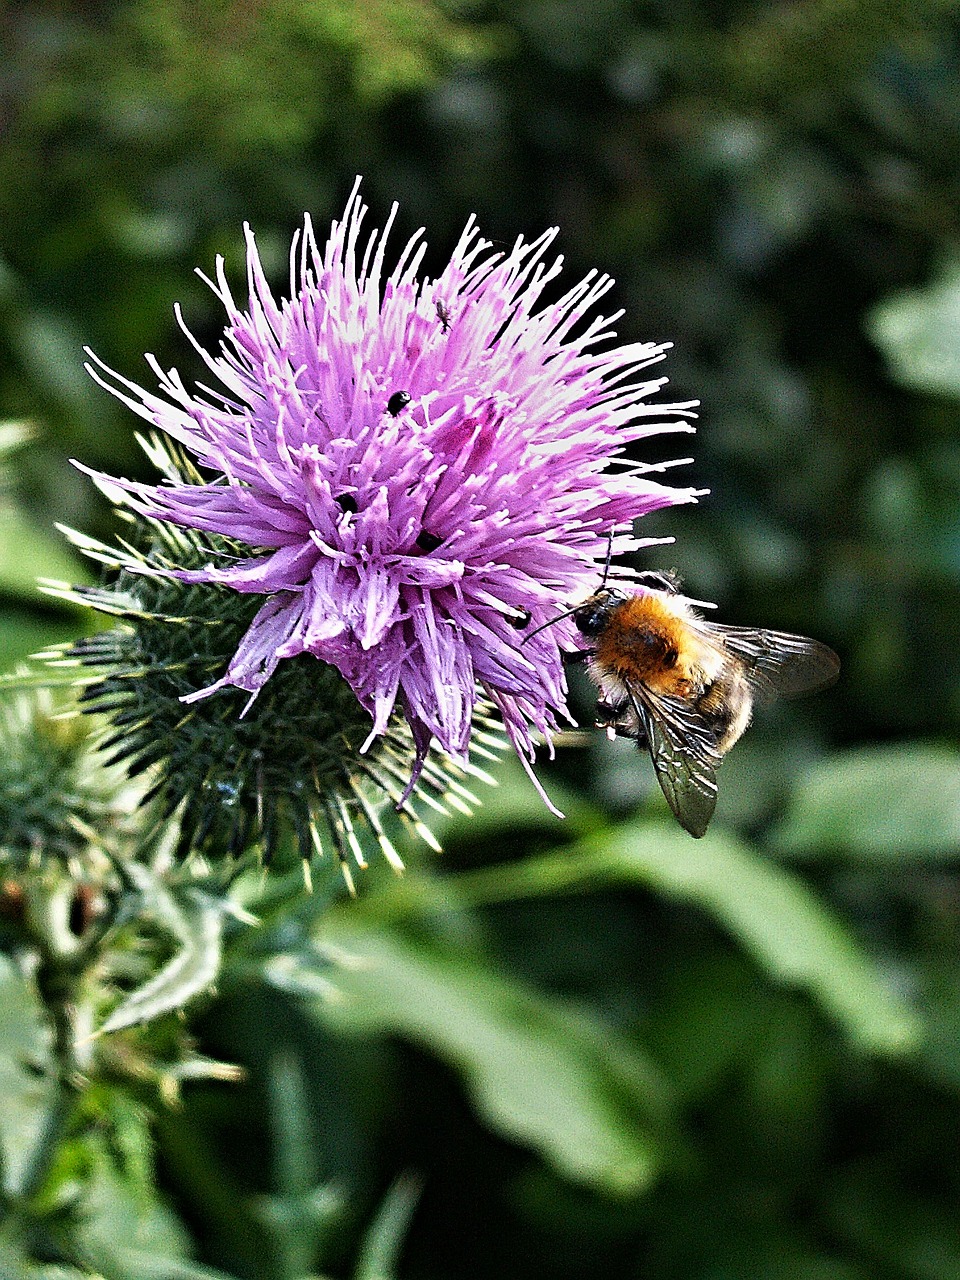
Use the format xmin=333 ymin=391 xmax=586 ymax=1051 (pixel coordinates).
xmin=699 ymin=667 xmax=754 ymax=753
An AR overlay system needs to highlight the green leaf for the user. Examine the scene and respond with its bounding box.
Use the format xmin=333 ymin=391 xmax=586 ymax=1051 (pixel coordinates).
xmin=644 ymin=949 xmax=784 ymax=1102
xmin=595 ymin=824 xmax=918 ymax=1053
xmin=62 ymin=1125 xmax=194 ymax=1278
xmin=353 ymin=1173 xmax=423 ymax=1280
xmin=0 ymin=611 xmax=89 ymax=672
xmin=249 ymin=1050 xmax=343 ymax=1280
xmin=109 ymin=1257 xmax=240 ymax=1280
xmin=0 ymin=504 xmax=89 ymax=604
xmin=455 ymin=821 xmax=918 ymax=1055
xmin=869 ymin=257 xmax=960 ymax=399
xmin=919 ymin=970 xmax=960 ymax=1095
xmin=438 ymin=754 xmax=598 ymax=845
xmin=319 ymin=919 xmax=669 ymax=1195
xmin=827 ymin=1161 xmax=960 ymax=1280
xmin=268 ymin=1049 xmax=320 ymax=1198
xmin=252 ymin=1183 xmax=342 ymax=1280
xmin=14 ymin=1268 xmax=89 ymax=1279
xmin=771 ymin=744 xmax=960 ymax=861
xmin=0 ymin=421 xmax=30 ymax=456
xmin=100 ymin=874 xmax=224 ymax=1033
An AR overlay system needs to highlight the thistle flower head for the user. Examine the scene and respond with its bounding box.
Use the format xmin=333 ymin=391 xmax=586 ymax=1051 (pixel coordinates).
xmin=0 ymin=688 xmax=141 ymax=874
xmin=60 ymin=463 xmax=504 ymax=882
xmin=79 ymin=181 xmax=699 ymax=813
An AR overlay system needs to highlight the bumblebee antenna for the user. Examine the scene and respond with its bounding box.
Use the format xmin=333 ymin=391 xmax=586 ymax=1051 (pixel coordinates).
xmin=519 ymin=602 xmax=581 ymax=646
xmin=598 ymin=529 xmax=615 ymax=589
xmin=520 ymin=528 xmax=619 ymax=647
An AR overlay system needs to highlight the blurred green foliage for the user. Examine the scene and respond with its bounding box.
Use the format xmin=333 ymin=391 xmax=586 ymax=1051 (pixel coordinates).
xmin=2 ymin=0 xmax=960 ymax=1276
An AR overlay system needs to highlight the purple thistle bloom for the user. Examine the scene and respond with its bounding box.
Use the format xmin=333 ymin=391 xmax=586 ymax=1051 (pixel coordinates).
xmin=81 ymin=180 xmax=699 ymax=808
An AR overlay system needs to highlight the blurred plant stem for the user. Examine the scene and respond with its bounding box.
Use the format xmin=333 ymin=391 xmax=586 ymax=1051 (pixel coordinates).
xmin=10 ymin=873 xmax=101 ymax=1211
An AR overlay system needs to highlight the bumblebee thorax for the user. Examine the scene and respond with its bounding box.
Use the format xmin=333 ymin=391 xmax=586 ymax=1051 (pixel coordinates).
xmin=587 ymin=589 xmax=705 ymax=687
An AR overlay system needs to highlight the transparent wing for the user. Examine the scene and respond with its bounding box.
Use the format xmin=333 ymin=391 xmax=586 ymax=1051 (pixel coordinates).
xmin=708 ymin=626 xmax=840 ymax=701
xmin=634 ymin=570 xmax=683 ymax=595
xmin=625 ymin=681 xmax=722 ymax=839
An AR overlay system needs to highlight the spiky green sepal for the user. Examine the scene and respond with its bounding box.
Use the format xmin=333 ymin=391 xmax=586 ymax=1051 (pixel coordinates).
xmin=0 ymin=688 xmax=142 ymax=875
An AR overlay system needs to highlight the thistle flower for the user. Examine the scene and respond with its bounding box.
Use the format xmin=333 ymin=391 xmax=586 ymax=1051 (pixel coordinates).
xmin=58 ymin=461 xmax=504 ymax=882
xmin=73 ymin=181 xmax=698 ymax=866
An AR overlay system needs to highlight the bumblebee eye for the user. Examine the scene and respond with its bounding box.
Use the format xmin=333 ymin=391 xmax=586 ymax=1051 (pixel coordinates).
xmin=507 ymin=609 xmax=532 ymax=630
xmin=335 ymin=493 xmax=358 ymax=514
xmin=574 ymin=606 xmax=604 ymax=637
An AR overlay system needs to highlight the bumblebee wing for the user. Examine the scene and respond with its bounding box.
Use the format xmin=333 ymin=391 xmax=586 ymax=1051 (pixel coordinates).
xmin=634 ymin=569 xmax=683 ymax=595
xmin=626 ymin=680 xmax=721 ymax=839
xmin=709 ymin=626 xmax=840 ymax=700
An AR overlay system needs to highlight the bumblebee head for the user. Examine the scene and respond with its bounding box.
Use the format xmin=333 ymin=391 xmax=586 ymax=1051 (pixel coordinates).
xmin=572 ymin=588 xmax=626 ymax=638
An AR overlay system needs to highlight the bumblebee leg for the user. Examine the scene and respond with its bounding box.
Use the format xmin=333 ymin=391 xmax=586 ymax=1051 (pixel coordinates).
xmin=622 ymin=725 xmax=650 ymax=747
xmin=595 ymin=697 xmax=628 ymax=724
xmin=564 ymin=648 xmax=594 ymax=665
xmin=594 ymin=697 xmax=649 ymax=746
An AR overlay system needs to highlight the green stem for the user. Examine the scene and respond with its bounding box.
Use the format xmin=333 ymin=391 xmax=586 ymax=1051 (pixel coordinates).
xmin=17 ymin=1077 xmax=77 ymax=1204
xmin=16 ymin=956 xmax=87 ymax=1206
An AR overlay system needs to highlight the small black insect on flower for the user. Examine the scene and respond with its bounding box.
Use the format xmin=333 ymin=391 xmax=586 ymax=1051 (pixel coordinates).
xmin=386 ymin=391 xmax=412 ymax=416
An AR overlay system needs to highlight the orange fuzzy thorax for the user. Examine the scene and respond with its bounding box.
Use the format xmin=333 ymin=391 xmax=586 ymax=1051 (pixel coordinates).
xmin=591 ymin=592 xmax=721 ymax=699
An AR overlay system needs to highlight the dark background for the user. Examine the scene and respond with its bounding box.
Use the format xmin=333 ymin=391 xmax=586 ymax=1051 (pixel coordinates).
xmin=2 ymin=3 xmax=960 ymax=1277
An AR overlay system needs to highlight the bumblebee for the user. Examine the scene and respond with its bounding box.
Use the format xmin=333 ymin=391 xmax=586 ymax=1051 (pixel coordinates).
xmin=567 ymin=570 xmax=840 ymax=837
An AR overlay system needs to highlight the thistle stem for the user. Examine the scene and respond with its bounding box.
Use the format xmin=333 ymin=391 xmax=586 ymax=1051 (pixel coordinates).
xmin=17 ymin=952 xmax=91 ymax=1206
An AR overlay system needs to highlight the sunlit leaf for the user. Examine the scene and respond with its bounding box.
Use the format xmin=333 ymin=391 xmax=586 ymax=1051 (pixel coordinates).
xmin=772 ymin=744 xmax=960 ymax=861
xmin=319 ymin=919 xmax=669 ymax=1195
xmin=869 ymin=258 xmax=960 ymax=399
xmin=454 ymin=821 xmax=918 ymax=1054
